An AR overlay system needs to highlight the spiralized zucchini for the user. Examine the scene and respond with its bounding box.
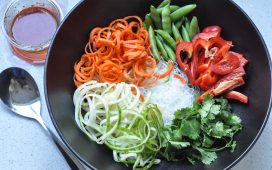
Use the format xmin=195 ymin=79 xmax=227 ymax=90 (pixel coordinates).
xmin=73 ymin=81 xmax=164 ymax=169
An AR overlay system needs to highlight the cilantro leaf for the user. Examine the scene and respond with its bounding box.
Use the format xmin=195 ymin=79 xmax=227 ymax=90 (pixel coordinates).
xmin=180 ymin=119 xmax=201 ymax=140
xmin=210 ymin=122 xmax=225 ymax=138
xmin=169 ymin=141 xmax=190 ymax=149
xmin=195 ymin=147 xmax=217 ymax=165
xmin=199 ymin=108 xmax=208 ymax=119
xmin=202 ymin=99 xmax=214 ymax=112
xmin=187 ymin=156 xmax=196 ymax=165
xmin=202 ymin=134 xmax=214 ymax=148
xmin=210 ymin=104 xmax=221 ymax=115
xmin=226 ymin=114 xmax=242 ymax=126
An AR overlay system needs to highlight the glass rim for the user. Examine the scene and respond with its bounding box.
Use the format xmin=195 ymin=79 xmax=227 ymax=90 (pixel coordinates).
xmin=1 ymin=0 xmax=64 ymax=51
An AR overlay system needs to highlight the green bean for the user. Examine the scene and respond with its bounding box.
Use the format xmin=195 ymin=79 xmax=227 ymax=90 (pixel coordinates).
xmin=158 ymin=0 xmax=170 ymax=8
xmin=155 ymin=30 xmax=176 ymax=50
xmin=148 ymin=26 xmax=161 ymax=60
xmin=144 ymin=14 xmax=154 ymax=29
xmin=150 ymin=5 xmax=162 ymax=29
xmin=162 ymin=4 xmax=172 ymax=34
xmin=157 ymin=5 xmax=180 ymax=14
xmin=181 ymin=25 xmax=191 ymax=42
xmin=170 ymin=4 xmax=197 ymax=22
xmin=189 ymin=16 xmax=200 ymax=40
xmin=163 ymin=41 xmax=176 ymax=61
xmin=172 ymin=23 xmax=183 ymax=42
xmin=155 ymin=36 xmax=168 ymax=60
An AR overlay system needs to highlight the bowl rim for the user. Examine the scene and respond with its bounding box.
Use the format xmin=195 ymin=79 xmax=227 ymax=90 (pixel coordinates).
xmin=44 ymin=0 xmax=272 ymax=169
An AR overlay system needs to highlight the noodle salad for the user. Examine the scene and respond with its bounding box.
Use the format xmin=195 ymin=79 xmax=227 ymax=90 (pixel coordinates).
xmin=73 ymin=1 xmax=247 ymax=169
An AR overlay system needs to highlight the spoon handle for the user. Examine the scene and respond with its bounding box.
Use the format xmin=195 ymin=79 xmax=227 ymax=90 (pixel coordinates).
xmin=36 ymin=116 xmax=86 ymax=170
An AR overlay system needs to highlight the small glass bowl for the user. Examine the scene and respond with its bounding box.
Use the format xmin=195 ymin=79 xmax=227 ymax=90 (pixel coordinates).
xmin=2 ymin=0 xmax=63 ymax=63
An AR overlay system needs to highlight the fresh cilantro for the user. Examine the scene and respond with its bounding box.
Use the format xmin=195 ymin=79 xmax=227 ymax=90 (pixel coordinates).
xmin=187 ymin=156 xmax=196 ymax=165
xmin=179 ymin=119 xmax=201 ymax=140
xmin=159 ymin=96 xmax=242 ymax=165
xmin=195 ymin=147 xmax=217 ymax=165
xmin=169 ymin=141 xmax=190 ymax=149
xmin=230 ymin=141 xmax=237 ymax=152
xmin=202 ymin=134 xmax=214 ymax=148
xmin=210 ymin=104 xmax=221 ymax=115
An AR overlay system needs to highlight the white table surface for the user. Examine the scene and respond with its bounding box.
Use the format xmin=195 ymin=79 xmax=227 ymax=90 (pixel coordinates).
xmin=0 ymin=0 xmax=271 ymax=169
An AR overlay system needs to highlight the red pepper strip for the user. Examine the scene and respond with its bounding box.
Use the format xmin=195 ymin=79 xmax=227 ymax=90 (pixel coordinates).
xmin=198 ymin=51 xmax=205 ymax=65
xmin=202 ymin=26 xmax=222 ymax=37
xmin=192 ymin=26 xmax=221 ymax=43
xmin=192 ymin=31 xmax=218 ymax=43
xmin=192 ymin=39 xmax=211 ymax=79
xmin=212 ymin=77 xmax=245 ymax=96
xmin=210 ymin=51 xmax=240 ymax=75
xmin=202 ymin=73 xmax=218 ymax=86
xmin=195 ymin=70 xmax=218 ymax=91
xmin=176 ymin=42 xmax=195 ymax=85
xmin=209 ymin=37 xmax=233 ymax=63
xmin=229 ymin=51 xmax=248 ymax=67
xmin=196 ymin=76 xmax=245 ymax=103
xmin=198 ymin=63 xmax=209 ymax=73
xmin=225 ymin=90 xmax=248 ymax=103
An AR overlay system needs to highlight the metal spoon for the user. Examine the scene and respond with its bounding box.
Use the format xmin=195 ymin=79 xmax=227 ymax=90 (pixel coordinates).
xmin=0 ymin=67 xmax=85 ymax=170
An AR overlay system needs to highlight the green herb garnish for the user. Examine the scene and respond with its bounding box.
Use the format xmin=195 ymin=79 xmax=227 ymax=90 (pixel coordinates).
xmin=159 ymin=95 xmax=242 ymax=165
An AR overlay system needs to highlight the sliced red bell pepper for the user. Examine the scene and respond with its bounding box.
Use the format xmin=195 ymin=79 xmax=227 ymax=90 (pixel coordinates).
xmin=192 ymin=38 xmax=211 ymax=79
xmin=198 ymin=63 xmax=209 ymax=73
xmin=176 ymin=25 xmax=248 ymax=104
xmin=225 ymin=90 xmax=248 ymax=103
xmin=192 ymin=31 xmax=218 ymax=43
xmin=196 ymin=77 xmax=245 ymax=103
xmin=209 ymin=37 xmax=233 ymax=63
xmin=229 ymin=51 xmax=249 ymax=67
xmin=196 ymin=73 xmax=218 ymax=91
xmin=210 ymin=51 xmax=240 ymax=75
xmin=192 ymin=26 xmax=222 ymax=43
xmin=176 ymin=42 xmax=195 ymax=85
xmin=202 ymin=26 xmax=222 ymax=37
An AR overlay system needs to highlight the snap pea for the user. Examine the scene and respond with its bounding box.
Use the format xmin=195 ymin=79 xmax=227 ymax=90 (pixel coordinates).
xmin=157 ymin=5 xmax=180 ymax=14
xmin=144 ymin=14 xmax=154 ymax=29
xmin=155 ymin=30 xmax=176 ymax=50
xmin=189 ymin=16 xmax=200 ymax=40
xmin=158 ymin=0 xmax=170 ymax=8
xmin=150 ymin=5 xmax=162 ymax=29
xmin=155 ymin=36 xmax=168 ymax=60
xmin=172 ymin=23 xmax=183 ymax=42
xmin=175 ymin=20 xmax=183 ymax=30
xmin=181 ymin=25 xmax=191 ymax=42
xmin=162 ymin=4 xmax=172 ymax=34
xmin=184 ymin=17 xmax=190 ymax=32
xmin=163 ymin=41 xmax=176 ymax=61
xmin=170 ymin=4 xmax=197 ymax=22
xmin=148 ymin=26 xmax=161 ymax=60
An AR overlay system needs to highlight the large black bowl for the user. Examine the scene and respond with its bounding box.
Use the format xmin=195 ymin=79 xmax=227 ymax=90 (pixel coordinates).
xmin=45 ymin=0 xmax=271 ymax=169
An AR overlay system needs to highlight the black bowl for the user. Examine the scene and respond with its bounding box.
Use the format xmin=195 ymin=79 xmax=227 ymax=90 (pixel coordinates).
xmin=45 ymin=0 xmax=271 ymax=169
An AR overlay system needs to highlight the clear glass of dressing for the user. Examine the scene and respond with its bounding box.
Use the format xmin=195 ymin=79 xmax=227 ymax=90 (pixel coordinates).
xmin=2 ymin=0 xmax=63 ymax=63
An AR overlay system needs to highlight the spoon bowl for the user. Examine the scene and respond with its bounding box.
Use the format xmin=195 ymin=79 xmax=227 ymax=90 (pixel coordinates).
xmin=0 ymin=67 xmax=84 ymax=170
xmin=0 ymin=67 xmax=41 ymax=119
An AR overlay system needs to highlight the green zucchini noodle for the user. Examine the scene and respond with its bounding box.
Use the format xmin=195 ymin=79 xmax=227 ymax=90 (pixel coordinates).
xmin=73 ymin=81 xmax=164 ymax=169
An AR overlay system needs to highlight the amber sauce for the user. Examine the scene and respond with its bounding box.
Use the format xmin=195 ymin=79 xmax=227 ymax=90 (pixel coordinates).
xmin=11 ymin=7 xmax=58 ymax=62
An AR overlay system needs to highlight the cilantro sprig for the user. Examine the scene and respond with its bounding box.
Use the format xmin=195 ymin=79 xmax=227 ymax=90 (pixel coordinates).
xmin=159 ymin=95 xmax=242 ymax=165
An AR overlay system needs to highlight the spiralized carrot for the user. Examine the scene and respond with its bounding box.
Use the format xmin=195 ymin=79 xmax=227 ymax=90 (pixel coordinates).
xmin=74 ymin=16 xmax=172 ymax=87
xmin=174 ymin=73 xmax=186 ymax=84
